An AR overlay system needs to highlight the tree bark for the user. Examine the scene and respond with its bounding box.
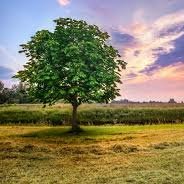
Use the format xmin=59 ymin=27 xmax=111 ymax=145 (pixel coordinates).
xmin=71 ymin=104 xmax=79 ymax=132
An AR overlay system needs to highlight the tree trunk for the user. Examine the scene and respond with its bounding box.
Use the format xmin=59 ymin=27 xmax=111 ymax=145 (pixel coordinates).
xmin=71 ymin=104 xmax=79 ymax=132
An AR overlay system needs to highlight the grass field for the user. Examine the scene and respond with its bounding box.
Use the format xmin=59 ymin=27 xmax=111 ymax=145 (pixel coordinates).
xmin=0 ymin=103 xmax=184 ymax=125
xmin=1 ymin=124 xmax=184 ymax=184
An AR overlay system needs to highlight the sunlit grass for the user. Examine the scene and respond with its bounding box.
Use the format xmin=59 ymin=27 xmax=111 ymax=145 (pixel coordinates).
xmin=0 ymin=103 xmax=184 ymax=125
xmin=1 ymin=125 xmax=184 ymax=183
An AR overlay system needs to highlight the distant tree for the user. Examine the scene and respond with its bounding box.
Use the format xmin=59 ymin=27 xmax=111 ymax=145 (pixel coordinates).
xmin=12 ymin=82 xmax=31 ymax=103
xmin=0 ymin=81 xmax=13 ymax=104
xmin=0 ymin=81 xmax=31 ymax=104
xmin=15 ymin=18 xmax=126 ymax=132
xmin=168 ymin=98 xmax=177 ymax=103
xmin=0 ymin=81 xmax=5 ymax=104
xmin=0 ymin=81 xmax=4 ymax=91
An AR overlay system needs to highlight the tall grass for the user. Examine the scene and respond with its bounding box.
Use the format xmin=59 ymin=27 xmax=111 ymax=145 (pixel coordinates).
xmin=0 ymin=103 xmax=184 ymax=125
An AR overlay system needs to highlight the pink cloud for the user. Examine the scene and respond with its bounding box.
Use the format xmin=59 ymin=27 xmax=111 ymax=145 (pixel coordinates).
xmin=115 ymin=10 xmax=184 ymax=101
xmin=120 ymin=62 xmax=184 ymax=102
xmin=116 ymin=10 xmax=184 ymax=80
xmin=57 ymin=0 xmax=70 ymax=6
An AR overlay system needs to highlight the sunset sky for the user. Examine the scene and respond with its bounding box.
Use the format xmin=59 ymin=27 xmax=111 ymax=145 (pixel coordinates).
xmin=1 ymin=0 xmax=184 ymax=102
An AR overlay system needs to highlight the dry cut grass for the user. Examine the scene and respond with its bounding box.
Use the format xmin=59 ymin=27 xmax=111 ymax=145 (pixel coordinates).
xmin=0 ymin=124 xmax=184 ymax=184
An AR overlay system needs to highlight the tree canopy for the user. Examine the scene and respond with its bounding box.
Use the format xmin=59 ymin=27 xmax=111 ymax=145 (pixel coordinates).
xmin=15 ymin=18 xmax=126 ymax=132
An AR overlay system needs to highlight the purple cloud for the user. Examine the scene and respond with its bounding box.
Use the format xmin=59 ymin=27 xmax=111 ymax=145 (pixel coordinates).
xmin=0 ymin=66 xmax=13 ymax=80
xmin=141 ymin=65 xmax=160 ymax=75
xmin=111 ymin=31 xmax=137 ymax=46
xmin=155 ymin=34 xmax=184 ymax=67
xmin=158 ymin=24 xmax=184 ymax=38
xmin=134 ymin=50 xmax=140 ymax=57
xmin=126 ymin=72 xmax=138 ymax=79
xmin=141 ymin=33 xmax=184 ymax=74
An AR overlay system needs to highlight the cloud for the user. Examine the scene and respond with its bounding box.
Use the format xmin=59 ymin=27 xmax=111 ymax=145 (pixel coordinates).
xmin=154 ymin=10 xmax=184 ymax=33
xmin=0 ymin=45 xmax=23 ymax=71
xmin=0 ymin=66 xmax=13 ymax=80
xmin=111 ymin=31 xmax=137 ymax=46
xmin=121 ymin=62 xmax=184 ymax=102
xmin=0 ymin=45 xmax=25 ymax=87
xmin=111 ymin=10 xmax=184 ymax=101
xmin=141 ymin=33 xmax=184 ymax=74
xmin=153 ymin=34 xmax=184 ymax=67
xmin=133 ymin=9 xmax=145 ymax=24
xmin=114 ymin=10 xmax=184 ymax=81
xmin=125 ymin=72 xmax=138 ymax=80
xmin=158 ymin=24 xmax=184 ymax=38
xmin=128 ymin=62 xmax=184 ymax=84
xmin=57 ymin=0 xmax=70 ymax=6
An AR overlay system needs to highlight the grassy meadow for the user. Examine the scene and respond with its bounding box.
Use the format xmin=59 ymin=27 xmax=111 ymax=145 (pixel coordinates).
xmin=0 ymin=125 xmax=184 ymax=184
xmin=0 ymin=103 xmax=184 ymax=125
xmin=0 ymin=103 xmax=184 ymax=183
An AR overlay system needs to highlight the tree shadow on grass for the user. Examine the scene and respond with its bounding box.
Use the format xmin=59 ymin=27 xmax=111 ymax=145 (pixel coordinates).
xmin=19 ymin=126 xmax=134 ymax=139
xmin=21 ymin=127 xmax=73 ymax=138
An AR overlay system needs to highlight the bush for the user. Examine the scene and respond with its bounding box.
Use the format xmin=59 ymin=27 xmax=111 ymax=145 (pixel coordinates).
xmin=0 ymin=104 xmax=184 ymax=125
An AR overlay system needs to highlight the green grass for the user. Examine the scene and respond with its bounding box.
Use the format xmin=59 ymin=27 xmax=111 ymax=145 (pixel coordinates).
xmin=0 ymin=125 xmax=184 ymax=183
xmin=0 ymin=103 xmax=184 ymax=125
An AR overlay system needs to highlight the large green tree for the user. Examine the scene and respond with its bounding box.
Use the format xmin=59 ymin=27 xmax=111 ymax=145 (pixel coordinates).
xmin=15 ymin=18 xmax=126 ymax=132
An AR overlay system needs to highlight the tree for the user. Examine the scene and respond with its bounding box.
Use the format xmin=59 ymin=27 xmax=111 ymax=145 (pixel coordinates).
xmin=15 ymin=18 xmax=126 ymax=132
xmin=0 ymin=81 xmax=13 ymax=104
xmin=0 ymin=81 xmax=5 ymax=104
xmin=168 ymin=98 xmax=177 ymax=103
xmin=0 ymin=81 xmax=4 ymax=92
xmin=0 ymin=81 xmax=31 ymax=104
xmin=11 ymin=82 xmax=31 ymax=103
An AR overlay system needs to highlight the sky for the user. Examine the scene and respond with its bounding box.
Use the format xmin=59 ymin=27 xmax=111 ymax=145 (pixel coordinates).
xmin=0 ymin=0 xmax=184 ymax=102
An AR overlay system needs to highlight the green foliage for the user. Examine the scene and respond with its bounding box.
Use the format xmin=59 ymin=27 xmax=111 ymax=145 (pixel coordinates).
xmin=0 ymin=81 xmax=4 ymax=91
xmin=0 ymin=81 xmax=31 ymax=104
xmin=15 ymin=18 xmax=126 ymax=106
xmin=0 ymin=81 xmax=9 ymax=104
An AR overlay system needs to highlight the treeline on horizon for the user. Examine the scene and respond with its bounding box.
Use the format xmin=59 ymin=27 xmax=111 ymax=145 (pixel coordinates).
xmin=0 ymin=81 xmax=31 ymax=104
xmin=0 ymin=80 xmax=182 ymax=105
xmin=112 ymin=99 xmax=183 ymax=104
xmin=0 ymin=79 xmax=184 ymax=125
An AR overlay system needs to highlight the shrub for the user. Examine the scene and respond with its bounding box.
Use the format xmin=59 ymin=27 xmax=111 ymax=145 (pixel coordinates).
xmin=0 ymin=104 xmax=184 ymax=125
